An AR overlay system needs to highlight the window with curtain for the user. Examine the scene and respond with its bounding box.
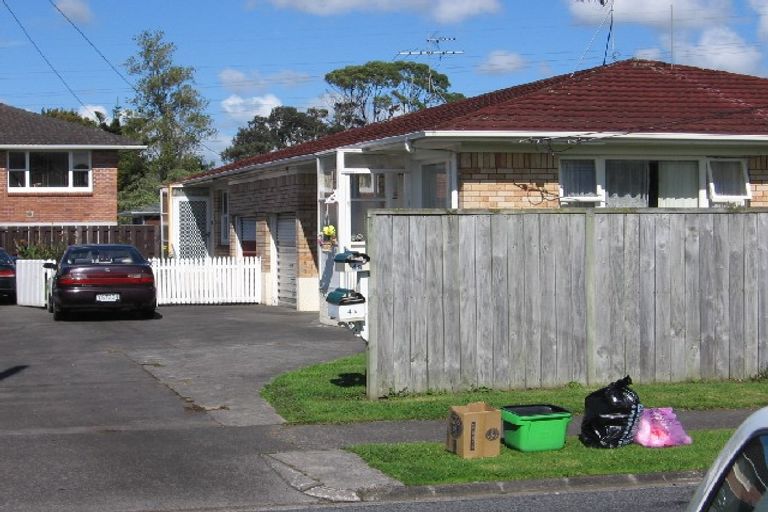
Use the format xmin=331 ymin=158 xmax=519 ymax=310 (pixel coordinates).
xmin=708 ymin=160 xmax=750 ymax=203
xmin=606 ymin=160 xmax=650 ymax=207
xmin=560 ymin=159 xmax=598 ymax=204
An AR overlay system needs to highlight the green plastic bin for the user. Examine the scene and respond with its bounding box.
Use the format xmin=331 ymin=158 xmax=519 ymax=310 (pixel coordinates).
xmin=501 ymin=405 xmax=572 ymax=452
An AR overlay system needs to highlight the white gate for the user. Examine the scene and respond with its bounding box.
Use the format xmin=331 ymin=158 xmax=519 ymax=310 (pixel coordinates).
xmin=15 ymin=259 xmax=55 ymax=307
xmin=151 ymin=256 xmax=262 ymax=305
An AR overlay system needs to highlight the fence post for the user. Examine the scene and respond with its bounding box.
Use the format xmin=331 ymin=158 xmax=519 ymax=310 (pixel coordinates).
xmin=584 ymin=210 xmax=597 ymax=386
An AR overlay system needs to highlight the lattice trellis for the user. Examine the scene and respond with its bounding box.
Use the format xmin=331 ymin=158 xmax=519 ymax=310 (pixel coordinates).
xmin=177 ymin=200 xmax=208 ymax=258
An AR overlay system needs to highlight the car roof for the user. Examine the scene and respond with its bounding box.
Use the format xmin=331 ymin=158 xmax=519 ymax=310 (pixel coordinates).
xmin=65 ymin=244 xmax=138 ymax=250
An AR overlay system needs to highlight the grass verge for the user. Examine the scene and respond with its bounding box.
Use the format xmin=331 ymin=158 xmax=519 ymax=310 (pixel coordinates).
xmin=261 ymin=353 xmax=768 ymax=424
xmin=348 ymin=430 xmax=732 ymax=486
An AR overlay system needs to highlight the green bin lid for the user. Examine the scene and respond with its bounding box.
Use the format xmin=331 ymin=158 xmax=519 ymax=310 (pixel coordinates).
xmin=502 ymin=404 xmax=571 ymax=420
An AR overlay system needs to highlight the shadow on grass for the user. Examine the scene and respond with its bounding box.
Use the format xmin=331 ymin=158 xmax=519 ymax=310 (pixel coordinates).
xmin=331 ymin=372 xmax=366 ymax=387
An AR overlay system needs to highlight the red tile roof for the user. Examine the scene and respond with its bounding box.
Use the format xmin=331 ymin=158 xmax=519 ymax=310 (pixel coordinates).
xmin=185 ymin=59 xmax=768 ymax=183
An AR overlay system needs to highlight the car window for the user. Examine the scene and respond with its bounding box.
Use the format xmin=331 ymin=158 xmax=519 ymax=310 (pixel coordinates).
xmin=706 ymin=434 xmax=768 ymax=511
xmin=0 ymin=250 xmax=12 ymax=264
xmin=64 ymin=248 xmax=144 ymax=265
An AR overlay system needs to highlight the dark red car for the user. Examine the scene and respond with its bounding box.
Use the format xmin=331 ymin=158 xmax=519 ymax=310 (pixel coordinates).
xmin=45 ymin=244 xmax=156 ymax=320
xmin=0 ymin=248 xmax=15 ymax=304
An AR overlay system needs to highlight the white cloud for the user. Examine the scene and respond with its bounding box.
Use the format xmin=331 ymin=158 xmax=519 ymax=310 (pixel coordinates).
xmin=569 ymin=0 xmax=730 ymax=29
xmin=55 ymin=0 xmax=93 ymax=24
xmin=218 ymin=68 xmax=310 ymax=95
xmin=477 ymin=50 xmax=526 ymax=75
xmin=672 ymin=27 xmax=762 ymax=74
xmin=749 ymin=0 xmax=768 ymax=40
xmin=221 ymin=94 xmax=282 ymax=122
xmin=635 ymin=47 xmax=663 ymax=60
xmin=78 ymin=104 xmax=107 ymax=122
xmin=265 ymin=0 xmax=500 ymax=22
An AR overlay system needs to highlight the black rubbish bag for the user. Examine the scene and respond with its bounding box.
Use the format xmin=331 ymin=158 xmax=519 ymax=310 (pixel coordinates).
xmin=579 ymin=375 xmax=644 ymax=448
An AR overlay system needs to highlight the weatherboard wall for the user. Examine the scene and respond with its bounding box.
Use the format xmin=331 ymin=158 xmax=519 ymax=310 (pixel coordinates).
xmin=366 ymin=209 xmax=768 ymax=398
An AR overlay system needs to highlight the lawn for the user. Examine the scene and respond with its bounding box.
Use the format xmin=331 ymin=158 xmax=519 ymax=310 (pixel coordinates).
xmin=348 ymin=430 xmax=733 ymax=486
xmin=261 ymin=353 xmax=768 ymax=424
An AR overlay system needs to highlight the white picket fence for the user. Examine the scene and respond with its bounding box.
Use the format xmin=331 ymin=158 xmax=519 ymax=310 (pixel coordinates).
xmin=151 ymin=256 xmax=262 ymax=305
xmin=13 ymin=257 xmax=262 ymax=307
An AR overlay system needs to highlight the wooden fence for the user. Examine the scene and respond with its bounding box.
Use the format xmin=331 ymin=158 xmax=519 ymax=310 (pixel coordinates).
xmin=0 ymin=225 xmax=160 ymax=258
xmin=151 ymin=257 xmax=262 ymax=305
xmin=367 ymin=209 xmax=768 ymax=398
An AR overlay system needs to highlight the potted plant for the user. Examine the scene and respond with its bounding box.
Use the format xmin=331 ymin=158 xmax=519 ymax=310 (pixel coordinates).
xmin=319 ymin=224 xmax=336 ymax=252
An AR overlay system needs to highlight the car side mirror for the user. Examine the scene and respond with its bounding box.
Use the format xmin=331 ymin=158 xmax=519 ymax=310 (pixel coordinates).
xmin=43 ymin=262 xmax=57 ymax=270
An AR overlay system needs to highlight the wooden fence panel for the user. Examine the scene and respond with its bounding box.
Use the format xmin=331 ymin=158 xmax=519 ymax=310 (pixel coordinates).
xmin=367 ymin=209 xmax=768 ymax=398
xmin=0 ymin=225 xmax=159 ymax=258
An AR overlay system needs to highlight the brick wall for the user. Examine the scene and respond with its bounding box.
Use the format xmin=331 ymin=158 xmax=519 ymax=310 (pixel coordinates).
xmin=749 ymin=156 xmax=768 ymax=207
xmin=0 ymin=150 xmax=118 ymax=223
xmin=226 ymin=171 xmax=318 ymax=278
xmin=458 ymin=152 xmax=561 ymax=209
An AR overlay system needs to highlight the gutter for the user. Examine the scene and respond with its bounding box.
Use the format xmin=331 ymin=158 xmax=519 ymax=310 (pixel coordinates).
xmin=0 ymin=144 xmax=147 ymax=150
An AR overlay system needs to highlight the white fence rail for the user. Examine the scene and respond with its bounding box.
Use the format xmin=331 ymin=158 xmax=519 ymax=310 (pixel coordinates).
xmin=151 ymin=256 xmax=262 ymax=305
xmin=13 ymin=257 xmax=262 ymax=307
xmin=15 ymin=259 xmax=54 ymax=307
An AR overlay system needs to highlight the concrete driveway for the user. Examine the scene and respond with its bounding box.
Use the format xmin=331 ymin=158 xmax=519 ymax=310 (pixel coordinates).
xmin=0 ymin=303 xmax=364 ymax=511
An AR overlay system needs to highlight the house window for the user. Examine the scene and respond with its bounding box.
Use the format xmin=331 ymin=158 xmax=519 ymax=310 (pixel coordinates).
xmin=219 ymin=191 xmax=229 ymax=245
xmin=560 ymin=159 xmax=600 ymax=206
xmin=350 ymin=173 xmax=386 ymax=241
xmin=708 ymin=160 xmax=750 ymax=205
xmin=7 ymin=150 xmax=91 ymax=191
xmin=559 ymin=157 xmax=739 ymax=208
xmin=421 ymin=162 xmax=448 ymax=208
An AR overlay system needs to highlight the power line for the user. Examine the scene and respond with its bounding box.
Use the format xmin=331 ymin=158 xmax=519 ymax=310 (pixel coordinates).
xmin=1 ymin=0 xmax=88 ymax=109
xmin=47 ymin=0 xmax=136 ymax=93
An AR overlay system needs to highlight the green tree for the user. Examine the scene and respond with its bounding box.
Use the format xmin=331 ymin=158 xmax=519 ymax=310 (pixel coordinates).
xmin=41 ymin=108 xmax=99 ymax=128
xmin=221 ymin=106 xmax=331 ymax=163
xmin=324 ymin=60 xmax=464 ymax=129
xmin=120 ymin=29 xmax=215 ymax=210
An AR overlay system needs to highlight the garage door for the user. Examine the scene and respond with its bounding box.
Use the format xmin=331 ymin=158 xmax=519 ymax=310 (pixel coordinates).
xmin=276 ymin=214 xmax=297 ymax=307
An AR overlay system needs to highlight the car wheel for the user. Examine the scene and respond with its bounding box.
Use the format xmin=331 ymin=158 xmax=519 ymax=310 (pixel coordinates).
xmin=53 ymin=307 xmax=66 ymax=321
xmin=47 ymin=295 xmax=53 ymax=313
xmin=140 ymin=307 xmax=155 ymax=320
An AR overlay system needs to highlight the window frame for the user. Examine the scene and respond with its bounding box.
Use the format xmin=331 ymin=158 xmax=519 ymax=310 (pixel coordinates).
xmin=219 ymin=190 xmax=230 ymax=245
xmin=558 ymin=155 xmax=753 ymax=208
xmin=7 ymin=150 xmax=92 ymax=193
xmin=707 ymin=159 xmax=751 ymax=205
xmin=559 ymin=157 xmax=605 ymax=207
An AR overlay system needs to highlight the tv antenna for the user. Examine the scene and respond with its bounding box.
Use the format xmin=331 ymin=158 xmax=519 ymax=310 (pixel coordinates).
xmin=397 ymin=35 xmax=464 ymax=59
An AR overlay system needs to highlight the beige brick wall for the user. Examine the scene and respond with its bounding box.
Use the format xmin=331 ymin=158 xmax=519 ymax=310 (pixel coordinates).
xmin=749 ymin=156 xmax=768 ymax=207
xmin=226 ymin=171 xmax=318 ymax=278
xmin=458 ymin=152 xmax=561 ymax=209
xmin=0 ymin=150 xmax=118 ymax=223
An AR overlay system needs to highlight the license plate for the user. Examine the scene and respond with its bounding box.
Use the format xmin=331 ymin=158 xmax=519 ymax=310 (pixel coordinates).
xmin=95 ymin=293 xmax=120 ymax=303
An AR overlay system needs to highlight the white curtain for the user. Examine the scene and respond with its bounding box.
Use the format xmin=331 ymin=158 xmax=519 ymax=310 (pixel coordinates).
xmin=658 ymin=161 xmax=699 ymax=207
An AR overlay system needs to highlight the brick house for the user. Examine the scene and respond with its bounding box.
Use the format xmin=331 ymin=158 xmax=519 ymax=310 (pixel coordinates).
xmin=170 ymin=59 xmax=768 ymax=313
xmin=0 ymin=103 xmax=144 ymax=226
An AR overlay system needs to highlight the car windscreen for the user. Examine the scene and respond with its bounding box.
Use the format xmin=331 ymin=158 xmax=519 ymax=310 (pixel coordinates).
xmin=64 ymin=247 xmax=145 ymax=265
xmin=0 ymin=251 xmax=12 ymax=265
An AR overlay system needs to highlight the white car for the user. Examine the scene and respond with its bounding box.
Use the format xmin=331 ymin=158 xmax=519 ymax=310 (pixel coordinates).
xmin=687 ymin=406 xmax=768 ymax=511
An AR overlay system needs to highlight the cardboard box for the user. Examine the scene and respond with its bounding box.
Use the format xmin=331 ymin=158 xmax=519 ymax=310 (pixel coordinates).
xmin=445 ymin=402 xmax=501 ymax=459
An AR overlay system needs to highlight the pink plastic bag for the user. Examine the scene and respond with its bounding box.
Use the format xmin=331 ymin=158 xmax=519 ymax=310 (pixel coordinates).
xmin=634 ymin=407 xmax=692 ymax=448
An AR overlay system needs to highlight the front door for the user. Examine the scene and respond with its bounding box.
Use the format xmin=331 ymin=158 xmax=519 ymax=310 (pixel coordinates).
xmin=173 ymin=194 xmax=209 ymax=258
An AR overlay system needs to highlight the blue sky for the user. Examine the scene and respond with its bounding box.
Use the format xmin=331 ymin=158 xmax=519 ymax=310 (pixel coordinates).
xmin=1 ymin=0 xmax=767 ymax=164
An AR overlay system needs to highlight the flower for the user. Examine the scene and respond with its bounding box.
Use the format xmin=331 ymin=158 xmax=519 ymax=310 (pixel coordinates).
xmin=322 ymin=225 xmax=336 ymax=238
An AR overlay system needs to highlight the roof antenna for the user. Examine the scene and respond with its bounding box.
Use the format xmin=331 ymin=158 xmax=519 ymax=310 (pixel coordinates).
xmin=602 ymin=0 xmax=615 ymax=65
xmin=670 ymin=4 xmax=675 ymax=67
